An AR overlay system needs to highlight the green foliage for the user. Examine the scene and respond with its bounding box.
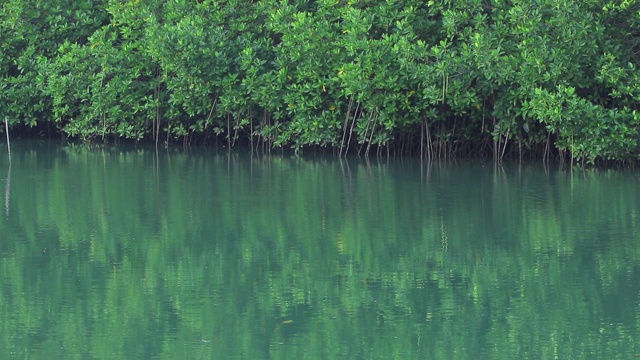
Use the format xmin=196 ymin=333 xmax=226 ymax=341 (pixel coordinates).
xmin=46 ymin=25 xmax=151 ymax=140
xmin=2 ymin=0 xmax=640 ymax=161
xmin=0 ymin=0 xmax=109 ymax=128
xmin=526 ymin=86 xmax=639 ymax=163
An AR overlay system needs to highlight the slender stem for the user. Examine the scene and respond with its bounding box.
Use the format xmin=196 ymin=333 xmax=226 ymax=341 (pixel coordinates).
xmin=227 ymin=113 xmax=231 ymax=149
xmin=500 ymin=127 xmax=510 ymax=161
xmin=344 ymin=102 xmax=359 ymax=155
xmin=4 ymin=117 xmax=10 ymax=161
xmin=339 ymin=96 xmax=353 ymax=156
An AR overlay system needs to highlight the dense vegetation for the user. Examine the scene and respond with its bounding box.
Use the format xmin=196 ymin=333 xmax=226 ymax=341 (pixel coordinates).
xmin=1 ymin=0 xmax=640 ymax=162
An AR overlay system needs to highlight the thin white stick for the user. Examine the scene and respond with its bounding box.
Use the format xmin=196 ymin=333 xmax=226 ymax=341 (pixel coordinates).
xmin=4 ymin=117 xmax=9 ymax=161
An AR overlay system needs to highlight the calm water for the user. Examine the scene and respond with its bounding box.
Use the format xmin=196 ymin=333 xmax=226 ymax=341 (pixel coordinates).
xmin=1 ymin=141 xmax=640 ymax=359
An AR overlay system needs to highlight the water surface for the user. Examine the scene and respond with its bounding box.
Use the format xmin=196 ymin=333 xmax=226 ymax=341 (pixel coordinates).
xmin=1 ymin=141 xmax=640 ymax=359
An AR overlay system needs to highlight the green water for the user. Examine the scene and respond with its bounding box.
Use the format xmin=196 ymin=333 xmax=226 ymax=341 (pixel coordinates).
xmin=1 ymin=141 xmax=640 ymax=359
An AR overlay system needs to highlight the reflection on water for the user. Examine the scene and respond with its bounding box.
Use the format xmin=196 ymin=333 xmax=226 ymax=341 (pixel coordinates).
xmin=4 ymin=161 xmax=9 ymax=218
xmin=1 ymin=141 xmax=640 ymax=359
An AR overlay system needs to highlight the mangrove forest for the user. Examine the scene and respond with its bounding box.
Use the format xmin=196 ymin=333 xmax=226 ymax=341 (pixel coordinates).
xmin=1 ymin=0 xmax=640 ymax=162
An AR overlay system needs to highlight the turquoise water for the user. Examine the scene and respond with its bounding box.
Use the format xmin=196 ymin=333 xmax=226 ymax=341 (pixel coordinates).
xmin=1 ymin=141 xmax=640 ymax=359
